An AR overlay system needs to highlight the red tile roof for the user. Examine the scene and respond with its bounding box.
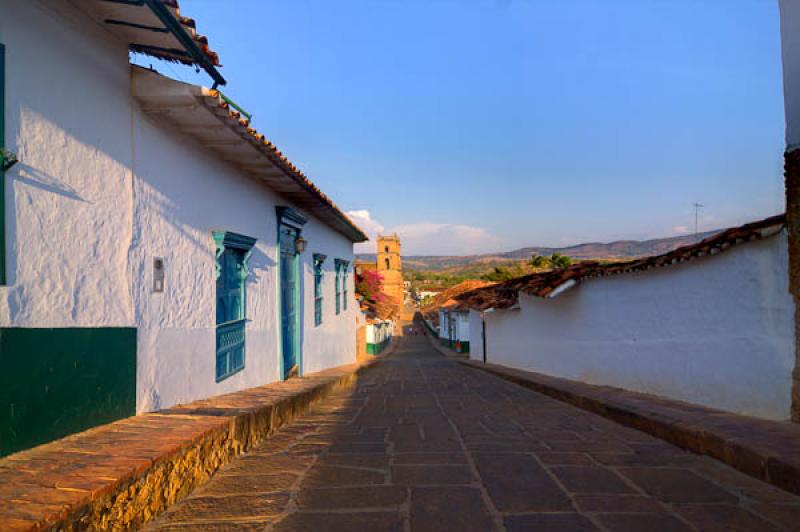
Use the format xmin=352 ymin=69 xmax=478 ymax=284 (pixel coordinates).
xmin=421 ymin=280 xmax=496 ymax=323
xmin=457 ymin=214 xmax=786 ymax=311
xmin=204 ymin=89 xmax=368 ymax=242
xmin=89 ymin=1 xmax=220 ymax=68
xmin=132 ymin=67 xmax=368 ymax=242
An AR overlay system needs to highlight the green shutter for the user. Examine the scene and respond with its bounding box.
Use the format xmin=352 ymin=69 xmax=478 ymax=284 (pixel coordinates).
xmin=213 ymin=231 xmax=256 ymax=381
xmin=335 ymin=262 xmax=341 ymax=315
xmin=313 ymin=254 xmax=325 ymax=326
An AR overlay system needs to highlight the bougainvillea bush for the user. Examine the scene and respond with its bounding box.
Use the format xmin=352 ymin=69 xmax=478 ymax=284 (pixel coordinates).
xmin=356 ymin=269 xmax=386 ymax=303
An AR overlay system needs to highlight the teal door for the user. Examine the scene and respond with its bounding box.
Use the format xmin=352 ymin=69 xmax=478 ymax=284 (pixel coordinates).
xmin=280 ymin=225 xmax=300 ymax=379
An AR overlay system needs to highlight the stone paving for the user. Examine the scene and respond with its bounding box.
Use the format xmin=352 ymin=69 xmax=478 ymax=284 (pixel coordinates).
xmin=145 ymin=334 xmax=800 ymax=531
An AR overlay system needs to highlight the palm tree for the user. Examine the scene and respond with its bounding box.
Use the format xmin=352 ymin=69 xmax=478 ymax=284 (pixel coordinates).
xmin=550 ymin=253 xmax=572 ymax=269
xmin=530 ymin=254 xmax=550 ymax=268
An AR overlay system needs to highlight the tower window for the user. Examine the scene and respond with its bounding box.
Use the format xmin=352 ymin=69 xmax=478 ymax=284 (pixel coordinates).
xmin=385 ymin=258 xmax=390 ymax=270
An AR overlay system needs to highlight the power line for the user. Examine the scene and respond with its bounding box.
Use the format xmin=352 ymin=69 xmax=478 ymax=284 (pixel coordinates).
xmin=693 ymin=202 xmax=704 ymax=235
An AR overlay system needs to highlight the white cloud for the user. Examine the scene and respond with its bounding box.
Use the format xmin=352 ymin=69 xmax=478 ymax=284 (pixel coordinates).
xmin=346 ymin=210 xmax=503 ymax=255
xmin=392 ymin=222 xmax=503 ymax=256
xmin=672 ymin=225 xmax=690 ymax=234
xmin=346 ymin=210 xmax=385 ymax=253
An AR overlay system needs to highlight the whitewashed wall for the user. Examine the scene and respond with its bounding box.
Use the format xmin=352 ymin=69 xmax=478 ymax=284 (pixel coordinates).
xmin=781 ymin=0 xmax=800 ymax=149
xmin=131 ymin=113 xmax=358 ymax=411
xmin=0 ymin=1 xmax=135 ymax=327
xmin=438 ymin=310 xmax=470 ymax=345
xmin=438 ymin=310 xmax=449 ymax=341
xmin=476 ymin=234 xmax=795 ymax=421
xmin=1 ymin=0 xmax=359 ymax=413
xmin=456 ymin=312 xmax=470 ymax=343
xmin=469 ymin=309 xmax=484 ymax=360
xmin=366 ymin=321 xmax=392 ymax=345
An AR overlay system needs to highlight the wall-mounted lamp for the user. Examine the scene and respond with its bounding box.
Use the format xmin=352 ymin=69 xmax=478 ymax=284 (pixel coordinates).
xmin=295 ymin=236 xmax=307 ymax=254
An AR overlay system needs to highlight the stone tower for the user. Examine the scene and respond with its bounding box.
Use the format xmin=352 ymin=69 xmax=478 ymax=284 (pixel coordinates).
xmin=377 ymin=234 xmax=403 ymax=313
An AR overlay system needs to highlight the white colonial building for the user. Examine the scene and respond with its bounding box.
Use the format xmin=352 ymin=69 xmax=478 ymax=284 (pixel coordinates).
xmin=0 ymin=0 xmax=366 ymax=456
xmin=461 ymin=216 xmax=796 ymax=421
xmin=438 ymin=304 xmax=471 ymax=353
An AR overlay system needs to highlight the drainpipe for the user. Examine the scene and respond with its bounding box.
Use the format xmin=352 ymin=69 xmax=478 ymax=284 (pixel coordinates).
xmin=481 ymin=308 xmax=495 ymax=364
xmin=481 ymin=312 xmax=487 ymax=363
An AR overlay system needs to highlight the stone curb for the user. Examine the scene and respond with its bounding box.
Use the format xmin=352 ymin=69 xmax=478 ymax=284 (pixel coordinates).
xmin=0 ymin=358 xmax=379 ymax=531
xmin=461 ymin=360 xmax=800 ymax=496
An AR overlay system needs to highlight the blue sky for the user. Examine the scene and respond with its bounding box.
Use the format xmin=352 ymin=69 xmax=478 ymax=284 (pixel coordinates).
xmin=159 ymin=0 xmax=786 ymax=255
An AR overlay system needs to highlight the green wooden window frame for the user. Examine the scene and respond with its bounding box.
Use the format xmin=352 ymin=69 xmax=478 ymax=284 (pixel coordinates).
xmin=335 ymin=259 xmax=349 ymax=315
xmin=313 ymin=253 xmax=326 ymax=326
xmin=343 ymin=265 xmax=349 ymax=311
xmin=213 ymin=231 xmax=256 ymax=382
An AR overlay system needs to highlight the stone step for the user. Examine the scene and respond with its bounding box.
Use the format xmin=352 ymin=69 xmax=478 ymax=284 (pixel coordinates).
xmin=0 ymin=359 xmax=376 ymax=531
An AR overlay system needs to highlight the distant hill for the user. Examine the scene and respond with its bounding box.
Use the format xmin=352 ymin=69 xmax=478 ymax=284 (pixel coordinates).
xmin=357 ymin=229 xmax=720 ymax=272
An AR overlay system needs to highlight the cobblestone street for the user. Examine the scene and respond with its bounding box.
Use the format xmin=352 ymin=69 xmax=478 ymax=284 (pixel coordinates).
xmin=146 ymin=334 xmax=800 ymax=531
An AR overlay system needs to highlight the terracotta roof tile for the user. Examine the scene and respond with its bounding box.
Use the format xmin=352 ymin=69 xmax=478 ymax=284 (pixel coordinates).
xmin=457 ymin=214 xmax=786 ymax=311
xmin=91 ymin=0 xmax=221 ymax=68
xmin=421 ymin=280 xmax=496 ymax=321
xmin=203 ymin=88 xmax=368 ymax=242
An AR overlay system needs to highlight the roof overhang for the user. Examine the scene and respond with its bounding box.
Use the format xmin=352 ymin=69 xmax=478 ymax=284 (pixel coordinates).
xmin=131 ymin=66 xmax=368 ymax=243
xmin=85 ymin=0 xmax=224 ymax=86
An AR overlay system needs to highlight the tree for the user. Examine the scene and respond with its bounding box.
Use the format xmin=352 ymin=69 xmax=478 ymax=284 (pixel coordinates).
xmin=529 ymin=254 xmax=550 ymax=268
xmin=356 ymin=269 xmax=386 ymax=303
xmin=550 ymin=253 xmax=572 ymax=269
xmin=481 ymin=266 xmax=520 ymax=282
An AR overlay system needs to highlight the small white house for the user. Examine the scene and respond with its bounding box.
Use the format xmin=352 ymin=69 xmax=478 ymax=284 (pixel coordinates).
xmin=365 ymin=320 xmax=394 ymax=355
xmin=0 ymin=0 xmax=367 ymax=456
xmin=462 ymin=216 xmax=796 ymax=421
xmin=438 ymin=305 xmax=471 ymax=353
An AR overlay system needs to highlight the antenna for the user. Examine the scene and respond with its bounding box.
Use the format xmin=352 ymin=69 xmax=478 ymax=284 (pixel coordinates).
xmin=693 ymin=203 xmax=704 ymax=235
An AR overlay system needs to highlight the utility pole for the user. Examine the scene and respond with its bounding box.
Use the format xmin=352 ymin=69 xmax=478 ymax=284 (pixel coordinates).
xmin=693 ymin=203 xmax=704 ymax=235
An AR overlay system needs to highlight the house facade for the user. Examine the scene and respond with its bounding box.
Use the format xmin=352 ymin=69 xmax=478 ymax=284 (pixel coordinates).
xmin=0 ymin=0 xmax=366 ymax=456
xmin=419 ymin=280 xmax=494 ymax=353
xmin=461 ymin=217 xmax=795 ymax=421
xmin=438 ymin=306 xmax=471 ymax=353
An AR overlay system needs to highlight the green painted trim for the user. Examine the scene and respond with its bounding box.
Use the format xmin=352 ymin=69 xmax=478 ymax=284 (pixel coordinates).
xmin=366 ymin=336 xmax=392 ymax=355
xmin=313 ymin=254 xmax=325 ymax=327
xmin=218 ymin=91 xmax=252 ymax=121
xmin=213 ymin=231 xmax=256 ymax=382
xmin=212 ymin=230 xmax=256 ymax=280
xmin=335 ymin=259 xmax=349 ymax=315
xmin=276 ymin=206 xmax=308 ymax=228
xmin=277 ymin=213 xmax=303 ymax=379
xmin=276 ymin=221 xmax=284 ymax=380
xmin=0 ymin=327 xmax=137 ymax=457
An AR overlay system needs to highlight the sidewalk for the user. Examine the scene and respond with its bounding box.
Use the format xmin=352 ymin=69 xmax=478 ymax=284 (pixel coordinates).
xmin=462 ymin=360 xmax=800 ymax=496
xmin=0 ymin=359 xmax=376 ymax=531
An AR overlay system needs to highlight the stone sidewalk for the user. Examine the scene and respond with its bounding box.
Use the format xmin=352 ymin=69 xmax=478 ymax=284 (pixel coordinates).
xmin=463 ymin=359 xmax=800 ymax=496
xmin=0 ymin=359 xmax=375 ymax=531
xmin=146 ymin=335 xmax=800 ymax=531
